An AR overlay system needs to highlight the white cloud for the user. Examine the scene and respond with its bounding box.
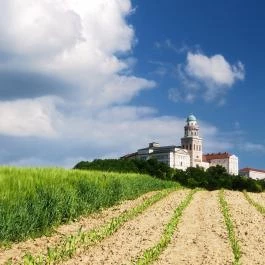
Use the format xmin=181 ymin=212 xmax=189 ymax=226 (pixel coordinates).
xmin=0 ymin=1 xmax=240 ymax=166
xmin=0 ymin=0 xmax=133 ymax=57
xmin=168 ymin=52 xmax=245 ymax=104
xmin=168 ymin=88 xmax=196 ymax=103
xmin=0 ymin=97 xmax=59 ymax=137
xmin=86 ymin=76 xmax=155 ymax=108
xmin=154 ymin=39 xmax=189 ymax=53
xmin=185 ymin=52 xmax=245 ymax=100
xmin=0 ymin=0 xmax=151 ymax=109
xmin=54 ymin=106 xmax=231 ymax=158
xmin=0 ymin=1 xmax=84 ymax=58
xmin=240 ymin=142 xmax=265 ymax=153
xmin=0 ymin=0 xmax=158 ymax=139
xmin=186 ymin=52 xmax=244 ymax=86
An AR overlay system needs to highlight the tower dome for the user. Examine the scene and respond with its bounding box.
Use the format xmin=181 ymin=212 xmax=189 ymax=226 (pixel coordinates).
xmin=187 ymin=114 xmax=196 ymax=122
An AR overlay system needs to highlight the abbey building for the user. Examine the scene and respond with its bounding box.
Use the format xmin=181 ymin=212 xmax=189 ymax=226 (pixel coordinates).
xmin=121 ymin=114 xmax=239 ymax=175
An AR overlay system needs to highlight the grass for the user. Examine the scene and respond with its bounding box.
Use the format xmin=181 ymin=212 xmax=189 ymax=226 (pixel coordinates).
xmin=0 ymin=166 xmax=178 ymax=245
xmin=132 ymin=189 xmax=197 ymax=265
xmin=219 ymin=189 xmax=241 ymax=265
xmin=21 ymin=189 xmax=175 ymax=265
xmin=243 ymin=190 xmax=265 ymax=215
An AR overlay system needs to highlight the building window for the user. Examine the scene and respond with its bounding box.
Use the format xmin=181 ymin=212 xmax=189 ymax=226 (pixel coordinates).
xmin=190 ymin=144 xmax=192 ymax=150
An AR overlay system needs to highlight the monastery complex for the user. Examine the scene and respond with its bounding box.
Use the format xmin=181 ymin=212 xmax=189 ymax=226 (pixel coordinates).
xmin=122 ymin=114 xmax=239 ymax=175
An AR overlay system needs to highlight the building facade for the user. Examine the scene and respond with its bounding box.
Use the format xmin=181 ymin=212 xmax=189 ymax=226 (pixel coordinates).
xmin=239 ymin=168 xmax=265 ymax=180
xmin=203 ymin=153 xmax=239 ymax=175
xmin=121 ymin=114 xmax=239 ymax=175
xmin=137 ymin=142 xmax=191 ymax=171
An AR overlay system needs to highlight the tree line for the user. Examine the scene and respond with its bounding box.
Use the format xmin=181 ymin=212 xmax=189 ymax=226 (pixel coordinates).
xmin=74 ymin=158 xmax=265 ymax=192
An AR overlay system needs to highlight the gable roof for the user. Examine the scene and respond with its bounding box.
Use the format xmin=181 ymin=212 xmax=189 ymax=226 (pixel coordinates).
xmin=203 ymin=152 xmax=231 ymax=162
xmin=240 ymin=167 xmax=265 ymax=174
xmin=120 ymin=152 xmax=137 ymax=159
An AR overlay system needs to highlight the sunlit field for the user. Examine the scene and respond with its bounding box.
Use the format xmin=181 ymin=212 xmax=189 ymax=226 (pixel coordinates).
xmin=0 ymin=167 xmax=177 ymax=244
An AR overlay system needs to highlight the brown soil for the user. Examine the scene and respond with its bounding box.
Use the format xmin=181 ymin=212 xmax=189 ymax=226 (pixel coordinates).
xmin=225 ymin=190 xmax=265 ymax=265
xmin=154 ymin=191 xmax=233 ymax=265
xmin=247 ymin=192 xmax=265 ymax=208
xmin=0 ymin=191 xmax=158 ymax=264
xmin=3 ymin=190 xmax=265 ymax=265
xmin=64 ymin=190 xmax=189 ymax=265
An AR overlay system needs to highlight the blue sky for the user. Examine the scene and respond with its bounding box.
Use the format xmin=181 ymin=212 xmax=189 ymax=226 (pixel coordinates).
xmin=0 ymin=0 xmax=264 ymax=169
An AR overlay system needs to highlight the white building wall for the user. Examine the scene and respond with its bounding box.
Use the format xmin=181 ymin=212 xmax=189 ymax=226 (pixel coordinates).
xmin=249 ymin=171 xmax=265 ymax=180
xmin=200 ymin=162 xmax=210 ymax=170
xmin=173 ymin=151 xmax=190 ymax=170
xmin=208 ymin=156 xmax=238 ymax=175
xmin=209 ymin=158 xmax=229 ymax=172
xmin=228 ymin=155 xmax=239 ymax=175
xmin=169 ymin=152 xmax=174 ymax=168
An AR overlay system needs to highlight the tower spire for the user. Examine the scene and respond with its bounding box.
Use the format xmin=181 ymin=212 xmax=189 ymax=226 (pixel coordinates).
xmin=181 ymin=114 xmax=203 ymax=167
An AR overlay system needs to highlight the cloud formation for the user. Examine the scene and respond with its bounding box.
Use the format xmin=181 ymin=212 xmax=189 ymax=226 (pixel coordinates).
xmin=0 ymin=97 xmax=59 ymax=137
xmin=169 ymin=52 xmax=245 ymax=104
xmin=0 ymin=0 xmax=155 ymax=136
xmin=186 ymin=52 xmax=245 ymax=100
xmin=240 ymin=142 xmax=265 ymax=153
xmin=0 ymin=1 xmax=239 ymax=166
xmin=0 ymin=0 xmax=155 ymax=105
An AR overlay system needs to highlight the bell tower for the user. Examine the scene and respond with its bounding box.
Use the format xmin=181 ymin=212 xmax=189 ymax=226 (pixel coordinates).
xmin=181 ymin=114 xmax=203 ymax=167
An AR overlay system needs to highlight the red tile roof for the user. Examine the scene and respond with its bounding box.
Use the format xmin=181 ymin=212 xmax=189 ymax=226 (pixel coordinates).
xmin=240 ymin=167 xmax=265 ymax=174
xmin=203 ymin=152 xmax=231 ymax=162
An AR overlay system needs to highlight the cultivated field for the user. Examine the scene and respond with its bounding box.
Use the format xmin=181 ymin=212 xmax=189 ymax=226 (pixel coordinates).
xmin=1 ymin=168 xmax=265 ymax=264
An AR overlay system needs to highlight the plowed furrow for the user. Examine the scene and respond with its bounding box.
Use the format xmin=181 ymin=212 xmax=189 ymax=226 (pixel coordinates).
xmin=0 ymin=191 xmax=158 ymax=264
xmin=226 ymin=191 xmax=265 ymax=265
xmin=245 ymin=192 xmax=265 ymax=211
xmin=64 ymin=190 xmax=189 ymax=265
xmin=154 ymin=191 xmax=233 ymax=265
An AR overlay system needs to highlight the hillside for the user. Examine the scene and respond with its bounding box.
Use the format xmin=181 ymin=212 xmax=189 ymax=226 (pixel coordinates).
xmin=0 ymin=167 xmax=177 ymax=245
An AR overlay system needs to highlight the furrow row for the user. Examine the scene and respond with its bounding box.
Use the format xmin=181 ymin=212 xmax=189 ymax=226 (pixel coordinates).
xmin=63 ymin=189 xmax=190 ymax=265
xmin=6 ymin=189 xmax=265 ymax=265
xmin=154 ymin=190 xmax=233 ymax=265
xmin=219 ymin=190 xmax=241 ymax=265
xmin=19 ymin=188 xmax=176 ymax=265
xmin=132 ymin=189 xmax=197 ymax=265
xmin=0 ymin=191 xmax=158 ymax=264
xmin=225 ymin=190 xmax=265 ymax=265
